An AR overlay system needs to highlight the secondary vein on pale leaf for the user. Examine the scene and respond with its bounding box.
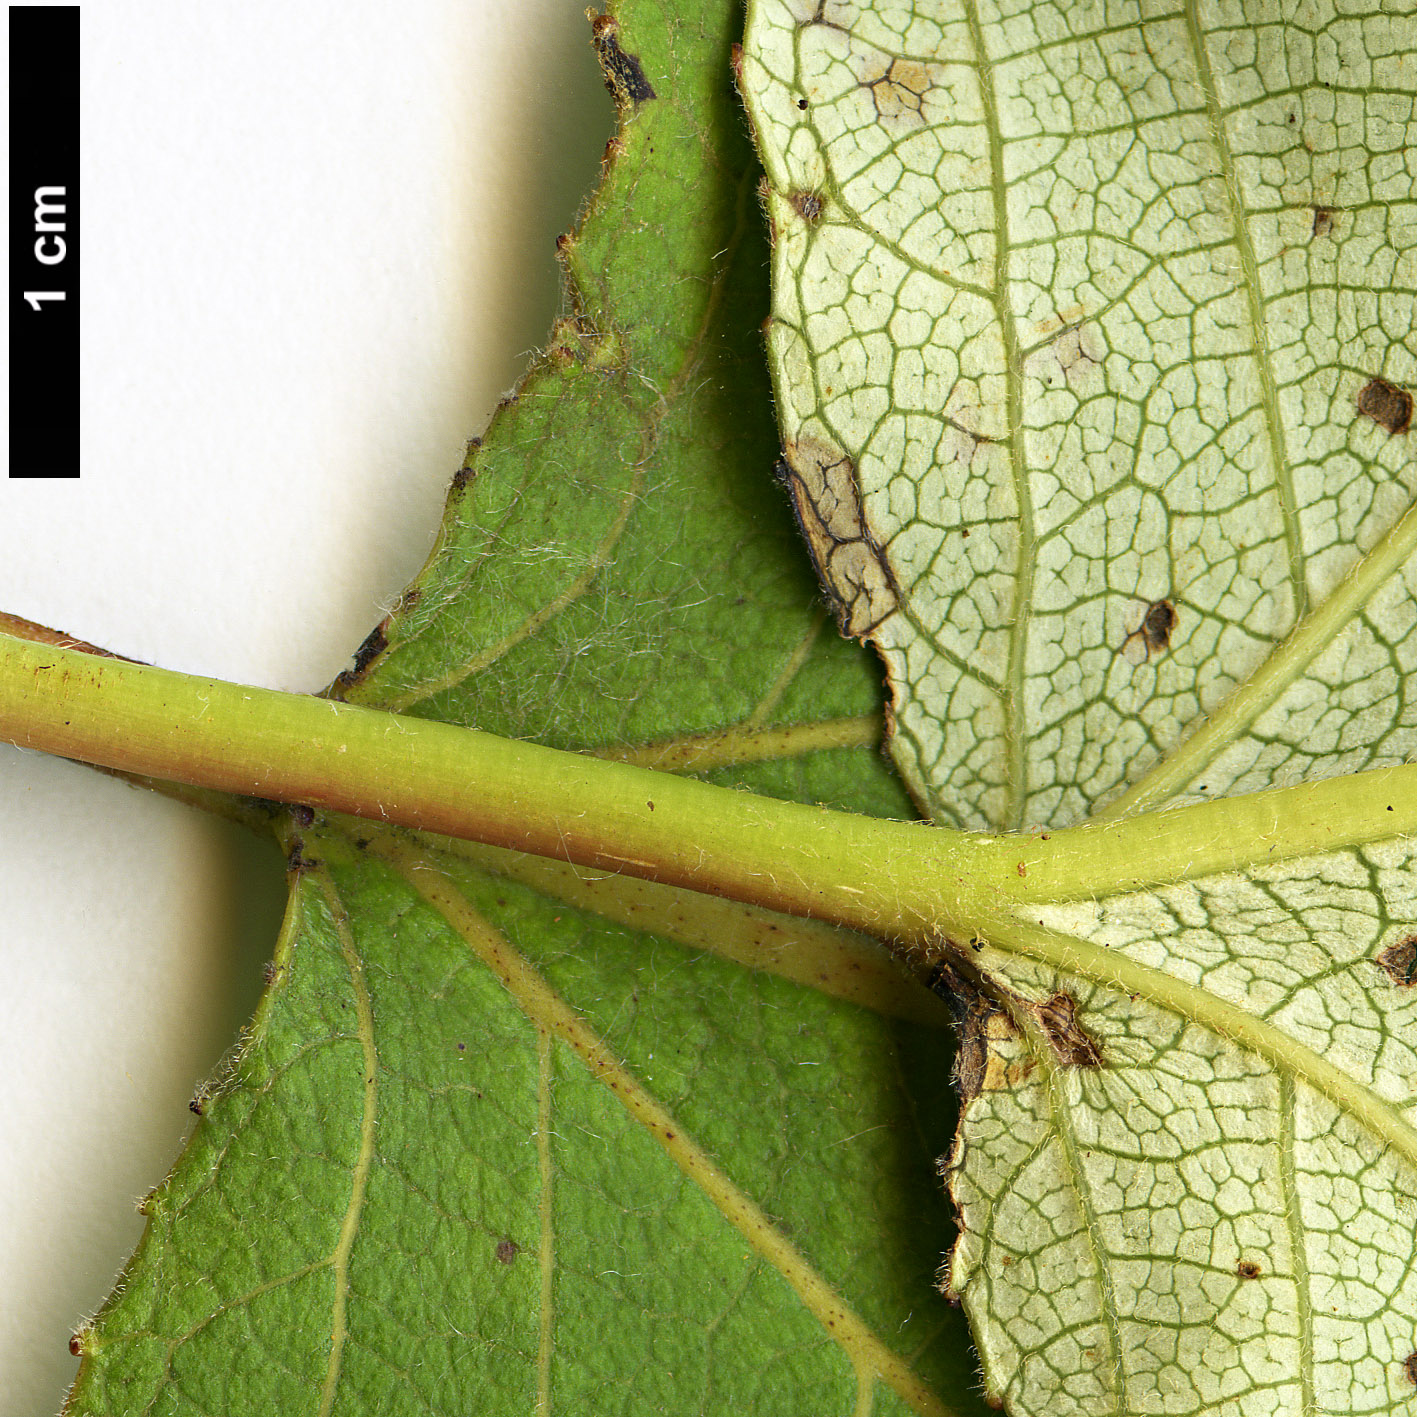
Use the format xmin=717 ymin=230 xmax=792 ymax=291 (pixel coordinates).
xmin=1182 ymin=0 xmax=1307 ymax=623
xmin=975 ymin=910 xmax=1417 ymax=1176
xmin=961 ymin=0 xmax=1033 ymax=832
xmin=381 ymin=839 xmax=957 ymax=1417
xmin=1277 ymin=1072 xmax=1317 ymax=1417
xmin=1095 ymin=496 xmax=1417 ymax=818
xmin=1019 ymin=1012 xmax=1125 ymax=1409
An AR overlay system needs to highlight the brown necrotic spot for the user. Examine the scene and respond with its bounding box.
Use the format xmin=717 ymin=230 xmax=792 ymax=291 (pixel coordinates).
xmin=495 ymin=1239 xmax=520 ymax=1265
xmin=861 ymin=57 xmax=931 ymax=125
xmin=777 ymin=436 xmax=899 ymax=639
xmin=351 ymin=623 xmax=388 ymax=673
xmin=1358 ymin=376 xmax=1413 ymax=435
xmin=1142 ymin=599 xmax=1177 ymax=651
xmin=1375 ymin=935 xmax=1417 ymax=987
xmin=1121 ymin=598 xmax=1177 ymax=665
xmin=1405 ymin=1351 xmax=1417 ymax=1385
xmin=1033 ymin=992 xmax=1104 ymax=1069
xmin=590 ymin=14 xmax=655 ymax=106
xmin=931 ymin=960 xmax=1027 ymax=1104
xmin=1311 ymin=205 xmax=1335 ymax=238
xmin=788 ymin=189 xmax=823 ymax=223
xmin=1236 ymin=1259 xmax=1262 ymax=1279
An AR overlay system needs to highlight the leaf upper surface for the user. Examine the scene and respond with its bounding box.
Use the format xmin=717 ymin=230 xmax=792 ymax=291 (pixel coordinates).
xmin=63 ymin=4 xmax=991 ymax=1415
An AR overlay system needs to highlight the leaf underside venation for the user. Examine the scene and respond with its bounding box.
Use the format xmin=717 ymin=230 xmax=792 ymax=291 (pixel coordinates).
xmin=742 ymin=0 xmax=1417 ymax=1414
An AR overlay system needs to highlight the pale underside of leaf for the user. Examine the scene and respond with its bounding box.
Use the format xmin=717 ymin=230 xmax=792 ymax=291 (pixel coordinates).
xmin=946 ymin=833 xmax=1417 ymax=1416
xmin=742 ymin=1 xmax=1417 ymax=1415
xmin=742 ymin=0 xmax=1417 ymax=834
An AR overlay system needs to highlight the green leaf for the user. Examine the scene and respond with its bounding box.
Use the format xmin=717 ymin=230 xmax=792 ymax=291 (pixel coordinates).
xmin=11 ymin=0 xmax=1412 ymax=1414
xmin=741 ymin=1 xmax=1417 ymax=1412
xmin=61 ymin=4 xmax=990 ymax=1415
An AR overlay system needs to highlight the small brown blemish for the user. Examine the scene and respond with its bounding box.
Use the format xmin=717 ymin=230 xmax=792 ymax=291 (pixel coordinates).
xmin=450 ymin=464 xmax=474 ymax=494
xmin=1033 ymin=992 xmax=1104 ymax=1069
xmin=1311 ymin=205 xmax=1335 ymax=238
xmin=788 ymin=189 xmax=824 ymax=223
xmin=289 ymin=804 xmax=316 ymax=829
xmin=495 ymin=1239 xmax=520 ymax=1265
xmin=1375 ymin=935 xmax=1417 ymax=987
xmin=1122 ymin=598 xmax=1177 ymax=664
xmin=352 ymin=622 xmax=388 ymax=674
xmin=776 ymin=436 xmax=900 ymax=639
xmin=1404 ymin=1351 xmax=1417 ymax=1385
xmin=591 ymin=14 xmax=656 ymax=106
xmin=861 ymin=57 xmax=931 ymax=125
xmin=1236 ymin=1259 xmax=1262 ymax=1279
xmin=1142 ymin=599 xmax=1177 ymax=651
xmin=1028 ymin=321 xmax=1104 ymax=393
xmin=329 ymin=620 xmax=390 ymax=697
xmin=1358 ymin=376 xmax=1413 ymax=435
xmin=797 ymin=96 xmax=809 ymax=110
xmin=933 ymin=962 xmax=1024 ymax=1104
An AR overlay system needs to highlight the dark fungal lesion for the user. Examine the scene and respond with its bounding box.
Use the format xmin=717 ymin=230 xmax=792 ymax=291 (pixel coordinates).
xmin=775 ymin=434 xmax=900 ymax=640
xmin=1031 ymin=992 xmax=1104 ymax=1069
xmin=590 ymin=13 xmax=655 ymax=106
xmin=1357 ymin=375 xmax=1413 ymax=435
xmin=1375 ymin=935 xmax=1417 ymax=987
xmin=328 ymin=621 xmax=391 ymax=697
xmin=788 ymin=189 xmax=824 ymax=223
xmin=1121 ymin=597 xmax=1178 ymax=665
xmin=928 ymin=958 xmax=1028 ymax=1105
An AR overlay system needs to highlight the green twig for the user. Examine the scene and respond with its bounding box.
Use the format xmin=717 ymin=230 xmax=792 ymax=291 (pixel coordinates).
xmin=2 ymin=631 xmax=1413 ymax=948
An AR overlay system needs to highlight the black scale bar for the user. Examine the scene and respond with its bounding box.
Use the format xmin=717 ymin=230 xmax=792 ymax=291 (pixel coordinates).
xmin=9 ymin=4 xmax=79 ymax=479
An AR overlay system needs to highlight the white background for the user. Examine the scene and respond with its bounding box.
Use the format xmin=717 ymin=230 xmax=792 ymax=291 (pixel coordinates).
xmin=0 ymin=4 xmax=611 ymax=1411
